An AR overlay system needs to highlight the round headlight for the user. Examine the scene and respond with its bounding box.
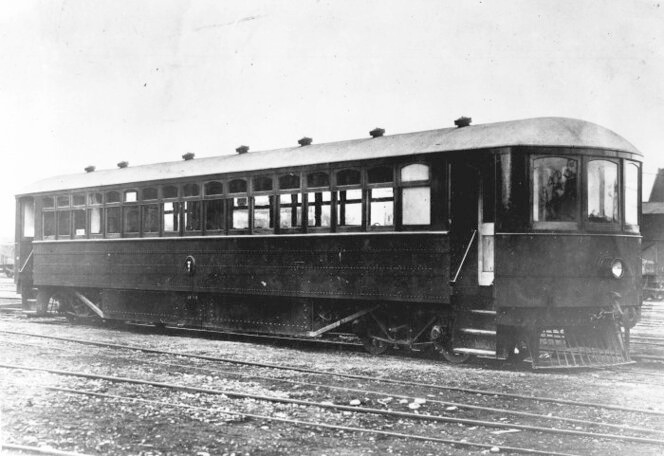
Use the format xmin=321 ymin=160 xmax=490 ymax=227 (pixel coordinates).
xmin=611 ymin=259 xmax=624 ymax=279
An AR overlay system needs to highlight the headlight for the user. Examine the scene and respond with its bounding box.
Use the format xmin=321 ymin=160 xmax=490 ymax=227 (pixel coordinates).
xmin=611 ymin=259 xmax=624 ymax=279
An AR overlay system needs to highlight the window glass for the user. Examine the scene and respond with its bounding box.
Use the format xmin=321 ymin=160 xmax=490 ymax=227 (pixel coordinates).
xmin=143 ymin=188 xmax=158 ymax=201
xmin=254 ymin=195 xmax=274 ymax=229
xmin=533 ymin=157 xmax=578 ymax=222
xmin=253 ymin=176 xmax=273 ymax=192
xmin=336 ymin=189 xmax=362 ymax=226
xmin=88 ymin=193 xmax=103 ymax=205
xmin=401 ymin=164 xmax=429 ymax=182
xmin=279 ymin=194 xmax=302 ymax=229
xmin=123 ymin=206 xmax=139 ymax=232
xmin=403 ymin=187 xmax=431 ymax=225
xmin=368 ymin=166 xmax=393 ymax=184
xmin=279 ymin=173 xmax=300 ymax=190
xmin=163 ymin=201 xmax=180 ymax=232
xmin=232 ymin=197 xmax=249 ymax=229
xmin=124 ymin=190 xmax=138 ymax=203
xmin=336 ymin=169 xmax=361 ymax=186
xmin=73 ymin=193 xmax=86 ymax=206
xmin=43 ymin=197 xmax=55 ymax=209
xmin=205 ymin=181 xmax=224 ymax=196
xmin=369 ymin=188 xmax=394 ymax=226
xmin=57 ymin=195 xmax=70 ymax=207
xmin=307 ymin=172 xmax=329 ymax=188
xmin=587 ymin=160 xmax=618 ymax=223
xmin=205 ymin=200 xmax=225 ymax=231
xmin=106 ymin=191 xmax=121 ymax=204
xmin=106 ymin=207 xmax=121 ymax=234
xmin=142 ymin=205 xmax=160 ymax=233
xmin=23 ymin=200 xmax=35 ymax=237
xmin=89 ymin=208 xmax=102 ymax=234
xmin=625 ymin=162 xmax=639 ymax=226
xmin=163 ymin=185 xmax=178 ymax=199
xmin=184 ymin=201 xmax=201 ymax=231
xmin=183 ymin=183 xmax=200 ymax=197
xmin=58 ymin=211 xmax=71 ymax=236
xmin=307 ymin=192 xmax=331 ymax=228
xmin=43 ymin=212 xmax=56 ymax=237
xmin=73 ymin=210 xmax=86 ymax=236
xmin=229 ymin=179 xmax=247 ymax=194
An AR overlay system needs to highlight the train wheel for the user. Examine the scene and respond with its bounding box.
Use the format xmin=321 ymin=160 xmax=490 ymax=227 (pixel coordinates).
xmin=440 ymin=347 xmax=471 ymax=364
xmin=362 ymin=336 xmax=388 ymax=355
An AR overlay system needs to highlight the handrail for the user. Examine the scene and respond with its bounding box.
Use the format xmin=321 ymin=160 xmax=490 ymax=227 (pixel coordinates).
xmin=450 ymin=230 xmax=477 ymax=284
xmin=18 ymin=249 xmax=33 ymax=274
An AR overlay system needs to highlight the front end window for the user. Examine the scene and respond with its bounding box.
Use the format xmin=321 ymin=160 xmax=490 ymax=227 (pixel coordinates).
xmin=533 ymin=157 xmax=578 ymax=223
xmin=587 ymin=160 xmax=618 ymax=223
xmin=624 ymin=162 xmax=639 ymax=227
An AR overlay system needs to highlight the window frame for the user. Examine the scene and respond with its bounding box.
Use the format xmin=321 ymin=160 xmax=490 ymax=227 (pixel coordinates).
xmin=228 ymin=178 xmax=250 ymax=234
xmin=182 ymin=182 xmax=203 ymax=236
xmin=366 ymin=165 xmax=395 ymax=231
xmin=122 ymin=189 xmax=140 ymax=237
xmin=88 ymin=192 xmax=104 ymax=239
xmin=623 ymin=160 xmax=640 ymax=233
xmin=530 ymin=154 xmax=581 ymax=231
xmin=252 ymin=175 xmax=275 ymax=234
xmin=161 ymin=185 xmax=181 ymax=237
xmin=305 ymin=171 xmax=332 ymax=233
xmin=584 ymin=156 xmax=621 ymax=233
xmin=333 ymin=167 xmax=364 ymax=232
xmin=398 ymin=162 xmax=432 ymax=230
xmin=203 ymin=180 xmax=226 ymax=235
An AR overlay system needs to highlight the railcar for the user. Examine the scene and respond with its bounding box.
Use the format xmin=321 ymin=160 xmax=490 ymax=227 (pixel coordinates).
xmin=15 ymin=117 xmax=642 ymax=368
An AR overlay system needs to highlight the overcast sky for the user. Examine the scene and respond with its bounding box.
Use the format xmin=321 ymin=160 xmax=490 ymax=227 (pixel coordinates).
xmin=1 ymin=0 xmax=663 ymax=241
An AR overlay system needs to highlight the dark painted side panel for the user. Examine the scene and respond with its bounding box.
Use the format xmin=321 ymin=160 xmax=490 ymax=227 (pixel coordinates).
xmin=32 ymin=233 xmax=451 ymax=304
xmin=495 ymin=234 xmax=641 ymax=309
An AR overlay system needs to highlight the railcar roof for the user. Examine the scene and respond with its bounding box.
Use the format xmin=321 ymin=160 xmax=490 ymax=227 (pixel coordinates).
xmin=20 ymin=117 xmax=640 ymax=195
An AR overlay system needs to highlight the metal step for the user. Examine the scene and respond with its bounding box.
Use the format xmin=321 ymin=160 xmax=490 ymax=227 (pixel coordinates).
xmin=468 ymin=309 xmax=497 ymax=316
xmin=453 ymin=348 xmax=497 ymax=357
xmin=459 ymin=328 xmax=496 ymax=336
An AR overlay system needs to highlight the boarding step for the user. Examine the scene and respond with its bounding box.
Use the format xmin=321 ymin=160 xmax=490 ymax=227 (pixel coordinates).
xmin=467 ymin=309 xmax=496 ymax=316
xmin=453 ymin=348 xmax=497 ymax=357
xmin=459 ymin=328 xmax=497 ymax=336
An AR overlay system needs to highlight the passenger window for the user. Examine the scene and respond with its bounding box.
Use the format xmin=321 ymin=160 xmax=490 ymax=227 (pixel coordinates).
xmin=88 ymin=193 xmax=103 ymax=205
xmin=307 ymin=192 xmax=331 ymax=228
xmin=184 ymin=201 xmax=201 ymax=231
xmin=368 ymin=166 xmax=393 ymax=184
xmin=336 ymin=189 xmax=362 ymax=226
xmin=124 ymin=190 xmax=138 ymax=203
xmin=106 ymin=191 xmax=121 ymax=204
xmin=307 ymin=172 xmax=329 ymax=188
xmin=205 ymin=181 xmax=224 ymax=196
xmin=369 ymin=188 xmax=394 ymax=226
xmin=106 ymin=207 xmax=121 ymax=234
xmin=73 ymin=210 xmax=86 ymax=236
xmin=625 ymin=162 xmax=639 ymax=226
xmin=42 ymin=197 xmax=55 ymax=209
xmin=57 ymin=195 xmax=70 ymax=207
xmin=43 ymin=212 xmax=56 ymax=237
xmin=337 ymin=169 xmax=361 ymax=186
xmin=253 ymin=176 xmax=273 ymax=192
xmin=183 ymin=183 xmax=200 ymax=197
xmin=142 ymin=188 xmax=158 ymax=201
xmin=587 ymin=160 xmax=618 ymax=223
xmin=89 ymin=208 xmax=102 ymax=234
xmin=163 ymin=186 xmax=178 ymax=199
xmin=58 ymin=211 xmax=71 ymax=237
xmin=279 ymin=194 xmax=302 ymax=229
xmin=73 ymin=193 xmax=86 ymax=206
xmin=163 ymin=202 xmax=180 ymax=233
xmin=229 ymin=179 xmax=247 ymax=194
xmin=142 ymin=205 xmax=160 ymax=233
xmin=532 ymin=157 xmax=578 ymax=222
xmin=205 ymin=200 xmax=225 ymax=231
xmin=279 ymin=173 xmax=300 ymax=190
xmin=254 ymin=195 xmax=274 ymax=230
xmin=401 ymin=164 xmax=431 ymax=226
xmin=232 ymin=197 xmax=249 ymax=229
xmin=123 ymin=206 xmax=139 ymax=233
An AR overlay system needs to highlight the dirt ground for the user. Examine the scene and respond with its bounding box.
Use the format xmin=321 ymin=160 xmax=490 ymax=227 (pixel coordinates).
xmin=1 ymin=277 xmax=663 ymax=456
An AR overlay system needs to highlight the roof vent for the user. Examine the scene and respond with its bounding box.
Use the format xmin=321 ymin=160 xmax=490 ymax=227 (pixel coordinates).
xmin=117 ymin=161 xmax=129 ymax=169
xmin=369 ymin=128 xmax=385 ymax=138
xmin=84 ymin=165 xmax=96 ymax=173
xmin=454 ymin=116 xmax=472 ymax=128
xmin=298 ymin=137 xmax=312 ymax=146
xmin=236 ymin=145 xmax=249 ymax=155
xmin=182 ymin=152 xmax=195 ymax=161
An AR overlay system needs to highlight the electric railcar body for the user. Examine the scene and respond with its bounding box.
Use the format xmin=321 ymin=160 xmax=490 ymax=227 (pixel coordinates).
xmin=15 ymin=117 xmax=642 ymax=368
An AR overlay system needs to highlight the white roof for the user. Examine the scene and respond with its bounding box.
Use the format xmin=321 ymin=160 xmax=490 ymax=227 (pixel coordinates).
xmin=19 ymin=117 xmax=641 ymax=195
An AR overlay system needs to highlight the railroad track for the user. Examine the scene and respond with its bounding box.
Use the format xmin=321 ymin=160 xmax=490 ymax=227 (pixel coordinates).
xmin=2 ymin=328 xmax=664 ymax=456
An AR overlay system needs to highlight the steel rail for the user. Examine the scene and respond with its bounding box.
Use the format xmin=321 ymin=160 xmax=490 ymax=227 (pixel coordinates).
xmin=2 ymin=329 xmax=663 ymax=416
xmin=2 ymin=363 xmax=664 ymax=447
xmin=0 ymin=443 xmax=91 ymax=456
xmin=40 ymin=385 xmax=580 ymax=456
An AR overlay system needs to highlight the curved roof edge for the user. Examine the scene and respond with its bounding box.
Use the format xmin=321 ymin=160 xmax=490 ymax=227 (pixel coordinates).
xmin=19 ymin=117 xmax=641 ymax=195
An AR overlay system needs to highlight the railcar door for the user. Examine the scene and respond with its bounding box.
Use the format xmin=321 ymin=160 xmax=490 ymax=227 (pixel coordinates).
xmin=16 ymin=196 xmax=35 ymax=304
